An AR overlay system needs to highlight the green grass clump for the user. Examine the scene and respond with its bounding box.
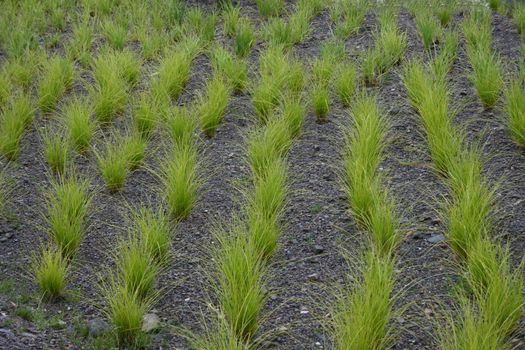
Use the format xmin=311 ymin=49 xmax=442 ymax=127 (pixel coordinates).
xmin=514 ymin=4 xmax=525 ymax=38
xmin=263 ymin=17 xmax=294 ymax=48
xmin=184 ymin=8 xmax=217 ymax=43
xmin=0 ymin=71 xmax=11 ymax=110
xmin=363 ymin=25 xmax=407 ymax=85
xmin=0 ymin=94 xmax=34 ymax=160
xmin=133 ymin=94 xmax=157 ymax=139
xmin=214 ymin=230 xmax=266 ymax=340
xmin=198 ymin=76 xmax=231 ymax=138
xmin=435 ymin=0 xmax=455 ymax=26
xmin=45 ymin=175 xmax=90 ymax=259
xmin=234 ymin=20 xmax=255 ymax=57
xmin=311 ymin=84 xmax=330 ymax=122
xmin=189 ymin=312 xmax=251 ymax=350
xmin=247 ymin=158 xmax=287 ymax=259
xmin=96 ymin=132 xmax=145 ymax=192
xmin=210 ymin=46 xmax=248 ymax=92
xmin=430 ymin=30 xmax=459 ymax=80
xmin=116 ymin=236 xmax=158 ymax=299
xmin=332 ymin=252 xmax=396 ymax=350
xmin=63 ymin=98 xmax=94 ymax=152
xmin=402 ymin=60 xmax=461 ymax=173
xmin=439 ymin=241 xmax=524 ymax=350
xmin=280 ymin=97 xmax=306 ymax=138
xmin=91 ymin=56 xmax=128 ymax=123
xmin=38 ymin=56 xmax=75 ymax=114
xmin=335 ymin=63 xmax=357 ymax=107
xmin=101 ymin=20 xmax=128 ymax=50
xmin=488 ymin=0 xmax=500 ymax=11
xmin=416 ymin=12 xmax=442 ymax=51
xmin=113 ymin=50 xmax=141 ymax=87
xmin=332 ymin=0 xmax=367 ymax=39
xmin=41 ymin=127 xmax=70 ymax=175
xmin=104 ymin=283 xmax=150 ymax=347
xmin=247 ymin=117 xmax=292 ymax=177
xmin=463 ymin=7 xmax=492 ymax=52
xmin=168 ymin=107 xmax=196 ymax=148
xmin=154 ymin=46 xmax=196 ymax=101
xmin=34 ymin=247 xmax=68 ymax=300
xmin=256 ymin=0 xmax=284 ymax=18
xmin=505 ymin=80 xmax=525 ymax=147
xmin=122 ymin=133 xmax=146 ymax=171
xmin=223 ymin=6 xmax=241 ymax=37
xmin=445 ymin=148 xmax=493 ymax=258
xmin=288 ymin=7 xmax=312 ymax=44
xmin=96 ymin=138 xmax=129 ymax=192
xmin=66 ymin=22 xmax=93 ymax=67
xmin=343 ymin=92 xmax=388 ymax=229
xmin=133 ymin=207 xmax=171 ymax=264
xmin=3 ymin=54 xmax=41 ymax=92
xmin=253 ymin=48 xmax=303 ymax=121
xmin=467 ymin=49 xmax=503 ymax=108
xmin=161 ymin=144 xmax=200 ymax=220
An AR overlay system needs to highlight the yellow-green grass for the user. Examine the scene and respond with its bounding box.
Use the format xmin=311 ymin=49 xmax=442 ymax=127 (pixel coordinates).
xmin=132 ymin=207 xmax=172 ymax=264
xmin=246 ymin=116 xmax=292 ymax=178
xmin=210 ymin=46 xmax=248 ymax=92
xmin=335 ymin=63 xmax=358 ymax=107
xmin=198 ymin=75 xmax=231 ymax=138
xmin=152 ymin=41 xmax=198 ymax=102
xmin=246 ymin=158 xmax=287 ymax=259
xmin=62 ymin=98 xmax=94 ymax=152
xmin=41 ymin=127 xmax=70 ymax=175
xmin=256 ymin=0 xmax=284 ymax=18
xmin=168 ymin=106 xmax=196 ymax=149
xmin=505 ymin=80 xmax=525 ymax=147
xmin=161 ymin=144 xmax=200 ymax=220
xmin=467 ymin=48 xmax=503 ymax=108
xmin=0 ymin=94 xmax=34 ymax=160
xmin=213 ymin=228 xmax=266 ymax=340
xmin=332 ymin=252 xmax=396 ymax=350
xmin=45 ymin=175 xmax=91 ymax=259
xmin=402 ymin=59 xmax=461 ymax=174
xmin=38 ymin=56 xmax=75 ymax=114
xmin=34 ymin=246 xmax=68 ymax=300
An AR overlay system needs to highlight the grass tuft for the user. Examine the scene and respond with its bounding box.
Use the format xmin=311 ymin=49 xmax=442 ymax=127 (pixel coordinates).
xmin=38 ymin=56 xmax=75 ymax=114
xmin=161 ymin=144 xmax=200 ymax=220
xmin=133 ymin=207 xmax=171 ymax=264
xmin=311 ymin=84 xmax=330 ymax=122
xmin=34 ymin=247 xmax=68 ymax=300
xmin=63 ymin=98 xmax=94 ymax=152
xmin=235 ymin=20 xmax=256 ymax=57
xmin=116 ymin=235 xmax=158 ymax=300
xmin=210 ymin=46 xmax=248 ymax=92
xmin=45 ymin=175 xmax=90 ymax=259
xmin=332 ymin=252 xmax=396 ymax=350
xmin=198 ymin=75 xmax=231 ymax=138
xmin=335 ymin=63 xmax=358 ymax=107
xmin=213 ymin=229 xmax=266 ymax=340
xmin=0 ymin=94 xmax=34 ymax=160
xmin=467 ymin=49 xmax=503 ymax=108
xmin=505 ymin=80 xmax=525 ymax=147
xmin=256 ymin=0 xmax=284 ymax=18
xmin=41 ymin=127 xmax=70 ymax=175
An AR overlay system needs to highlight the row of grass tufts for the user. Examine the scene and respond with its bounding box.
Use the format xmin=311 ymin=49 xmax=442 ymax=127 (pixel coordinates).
xmin=101 ymin=206 xmax=172 ymax=347
xmin=331 ymin=92 xmax=401 ymax=349
xmin=402 ymin=47 xmax=524 ymax=349
xmin=195 ymin=40 xmax=307 ymax=346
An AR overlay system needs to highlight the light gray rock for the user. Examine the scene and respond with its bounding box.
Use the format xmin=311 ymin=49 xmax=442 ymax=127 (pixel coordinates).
xmin=142 ymin=313 xmax=160 ymax=332
xmin=87 ymin=318 xmax=110 ymax=337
